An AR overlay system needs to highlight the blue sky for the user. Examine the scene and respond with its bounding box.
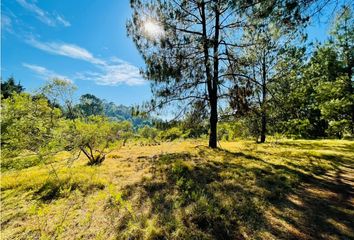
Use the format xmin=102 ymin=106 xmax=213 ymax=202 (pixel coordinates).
xmin=1 ymin=0 xmax=334 ymax=106
xmin=1 ymin=0 xmax=150 ymax=106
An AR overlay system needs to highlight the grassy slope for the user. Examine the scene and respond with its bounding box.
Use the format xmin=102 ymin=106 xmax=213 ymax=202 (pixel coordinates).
xmin=1 ymin=139 xmax=353 ymax=239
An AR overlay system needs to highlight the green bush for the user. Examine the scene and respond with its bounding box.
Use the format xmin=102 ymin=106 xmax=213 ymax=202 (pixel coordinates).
xmin=159 ymin=127 xmax=183 ymax=141
xmin=71 ymin=116 xmax=129 ymax=165
xmin=217 ymin=121 xmax=250 ymax=141
xmin=138 ymin=125 xmax=159 ymax=140
xmin=283 ymin=119 xmax=313 ymax=138
xmin=1 ymin=93 xmax=62 ymax=160
xmin=327 ymin=120 xmax=350 ymax=138
xmin=1 ymin=155 xmax=42 ymax=172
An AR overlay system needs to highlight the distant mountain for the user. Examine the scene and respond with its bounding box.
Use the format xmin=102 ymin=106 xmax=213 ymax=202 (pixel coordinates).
xmin=103 ymin=101 xmax=151 ymax=128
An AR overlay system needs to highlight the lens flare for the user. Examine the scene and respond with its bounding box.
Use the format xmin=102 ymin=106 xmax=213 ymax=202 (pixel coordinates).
xmin=143 ymin=20 xmax=164 ymax=39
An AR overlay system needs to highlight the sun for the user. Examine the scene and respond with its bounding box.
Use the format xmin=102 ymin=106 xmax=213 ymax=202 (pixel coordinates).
xmin=143 ymin=20 xmax=164 ymax=39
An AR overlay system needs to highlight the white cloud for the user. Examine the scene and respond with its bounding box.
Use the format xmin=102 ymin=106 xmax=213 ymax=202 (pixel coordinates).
xmin=25 ymin=38 xmax=146 ymax=86
xmin=55 ymin=14 xmax=71 ymax=27
xmin=23 ymin=63 xmax=72 ymax=82
xmin=26 ymin=38 xmax=105 ymax=65
xmin=1 ymin=14 xmax=13 ymax=33
xmin=16 ymin=0 xmax=70 ymax=27
xmin=76 ymin=62 xmax=145 ymax=86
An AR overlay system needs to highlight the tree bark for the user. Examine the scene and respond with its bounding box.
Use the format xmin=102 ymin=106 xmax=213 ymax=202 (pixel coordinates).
xmin=209 ymin=0 xmax=220 ymax=148
xmin=200 ymin=0 xmax=219 ymax=148
xmin=260 ymin=51 xmax=267 ymax=143
xmin=260 ymin=109 xmax=266 ymax=143
xmin=209 ymin=97 xmax=218 ymax=148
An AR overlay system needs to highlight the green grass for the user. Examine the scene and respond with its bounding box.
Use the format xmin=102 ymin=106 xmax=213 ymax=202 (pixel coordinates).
xmin=1 ymin=139 xmax=353 ymax=239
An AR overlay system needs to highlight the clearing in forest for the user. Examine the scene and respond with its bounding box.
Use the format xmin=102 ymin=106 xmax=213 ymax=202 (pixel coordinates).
xmin=1 ymin=139 xmax=353 ymax=239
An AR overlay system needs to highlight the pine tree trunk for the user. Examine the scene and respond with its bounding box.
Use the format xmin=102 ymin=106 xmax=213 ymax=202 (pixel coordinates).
xmin=260 ymin=51 xmax=267 ymax=143
xmin=260 ymin=111 xmax=266 ymax=143
xmin=200 ymin=0 xmax=219 ymax=148
xmin=209 ymin=0 xmax=220 ymax=149
xmin=209 ymin=97 xmax=218 ymax=148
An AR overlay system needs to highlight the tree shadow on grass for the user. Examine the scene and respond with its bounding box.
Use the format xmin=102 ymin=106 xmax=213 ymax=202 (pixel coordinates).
xmin=219 ymin=147 xmax=354 ymax=240
xmin=268 ymin=170 xmax=354 ymax=239
xmin=34 ymin=177 xmax=106 ymax=202
xmin=115 ymin=147 xmax=353 ymax=239
xmin=117 ymin=152 xmax=266 ymax=239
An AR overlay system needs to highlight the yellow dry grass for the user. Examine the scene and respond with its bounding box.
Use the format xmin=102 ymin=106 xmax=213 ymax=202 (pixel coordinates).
xmin=1 ymin=139 xmax=353 ymax=239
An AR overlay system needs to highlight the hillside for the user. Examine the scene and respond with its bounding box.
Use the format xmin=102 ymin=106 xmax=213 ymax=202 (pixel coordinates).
xmin=103 ymin=101 xmax=152 ymax=127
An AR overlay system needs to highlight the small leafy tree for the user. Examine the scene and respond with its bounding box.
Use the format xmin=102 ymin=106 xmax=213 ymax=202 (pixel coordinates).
xmin=77 ymin=94 xmax=104 ymax=117
xmin=40 ymin=78 xmax=78 ymax=119
xmin=159 ymin=127 xmax=183 ymax=141
xmin=41 ymin=79 xmax=132 ymax=165
xmin=181 ymin=101 xmax=208 ymax=138
xmin=116 ymin=120 xmax=134 ymax=146
xmin=138 ymin=125 xmax=159 ymax=141
xmin=72 ymin=116 xmax=122 ymax=165
xmin=1 ymin=93 xmax=62 ymax=160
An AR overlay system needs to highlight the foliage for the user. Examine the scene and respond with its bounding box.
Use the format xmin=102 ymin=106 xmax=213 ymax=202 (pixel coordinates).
xmin=0 ymin=78 xmax=133 ymax=168
xmin=40 ymin=78 xmax=78 ymax=119
xmin=39 ymin=78 xmax=134 ymax=164
xmin=232 ymin=10 xmax=306 ymax=142
xmin=217 ymin=121 xmax=251 ymax=140
xmin=138 ymin=125 xmax=159 ymax=141
xmin=181 ymin=101 xmax=209 ymax=138
xmin=76 ymin=97 xmax=152 ymax=127
xmin=1 ymin=93 xmax=63 ymax=159
xmin=274 ymin=43 xmax=352 ymax=138
xmin=158 ymin=127 xmax=183 ymax=141
xmin=116 ymin=120 xmax=134 ymax=146
xmin=77 ymin=93 xmax=104 ymax=117
xmin=1 ymin=76 xmax=24 ymax=99
xmin=256 ymin=6 xmax=354 ymax=139
xmin=70 ymin=116 xmax=127 ymax=165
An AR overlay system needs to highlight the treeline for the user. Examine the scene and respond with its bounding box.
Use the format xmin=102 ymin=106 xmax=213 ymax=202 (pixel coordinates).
xmin=134 ymin=27 xmax=354 ymax=141
xmin=229 ymin=27 xmax=354 ymax=140
xmin=128 ymin=0 xmax=353 ymax=147
xmin=159 ymin=27 xmax=354 ymax=140
xmin=73 ymin=94 xmax=151 ymax=127
xmin=1 ymin=78 xmax=150 ymax=167
xmin=1 ymin=77 xmax=151 ymax=124
xmin=1 ymin=78 xmax=203 ymax=168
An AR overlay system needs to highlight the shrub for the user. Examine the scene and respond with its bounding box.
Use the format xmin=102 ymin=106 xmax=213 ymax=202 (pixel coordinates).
xmin=70 ymin=116 xmax=126 ymax=165
xmin=159 ymin=127 xmax=183 ymax=141
xmin=217 ymin=121 xmax=250 ymax=141
xmin=327 ymin=120 xmax=350 ymax=138
xmin=1 ymin=93 xmax=62 ymax=160
xmin=138 ymin=125 xmax=159 ymax=141
xmin=283 ymin=119 xmax=313 ymax=138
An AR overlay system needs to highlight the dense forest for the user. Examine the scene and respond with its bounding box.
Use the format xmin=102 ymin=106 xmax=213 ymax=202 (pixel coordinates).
xmin=1 ymin=0 xmax=353 ymax=239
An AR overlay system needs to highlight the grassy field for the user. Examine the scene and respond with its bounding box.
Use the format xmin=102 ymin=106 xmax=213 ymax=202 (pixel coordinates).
xmin=1 ymin=139 xmax=354 ymax=239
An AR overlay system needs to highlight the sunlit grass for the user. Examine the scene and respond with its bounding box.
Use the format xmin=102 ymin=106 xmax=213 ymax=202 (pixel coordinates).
xmin=1 ymin=139 xmax=353 ymax=239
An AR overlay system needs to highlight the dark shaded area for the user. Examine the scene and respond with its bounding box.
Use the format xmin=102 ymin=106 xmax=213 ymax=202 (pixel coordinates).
xmin=1 ymin=155 xmax=43 ymax=172
xmin=34 ymin=178 xmax=105 ymax=202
